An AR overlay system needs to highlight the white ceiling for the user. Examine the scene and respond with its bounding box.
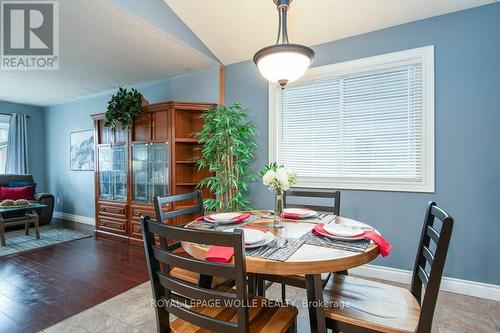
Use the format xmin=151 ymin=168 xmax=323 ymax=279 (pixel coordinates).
xmin=165 ymin=0 xmax=496 ymax=65
xmin=0 ymin=0 xmax=219 ymax=106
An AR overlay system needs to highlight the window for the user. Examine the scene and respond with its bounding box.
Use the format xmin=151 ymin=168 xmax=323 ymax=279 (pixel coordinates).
xmin=269 ymin=46 xmax=434 ymax=192
xmin=0 ymin=115 xmax=10 ymax=173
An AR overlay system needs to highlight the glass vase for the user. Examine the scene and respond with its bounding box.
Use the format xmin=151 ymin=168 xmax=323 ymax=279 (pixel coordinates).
xmin=274 ymin=190 xmax=284 ymax=228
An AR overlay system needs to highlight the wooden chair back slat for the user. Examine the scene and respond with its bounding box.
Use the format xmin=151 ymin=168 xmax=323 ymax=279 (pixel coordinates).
xmin=147 ymin=220 xmax=238 ymax=247
xmin=141 ymin=215 xmax=250 ymax=333
xmin=152 ymin=246 xmax=236 ymax=278
xmin=417 ymin=266 xmax=429 ymax=286
xmin=162 ymin=206 xmax=202 ymax=220
xmin=284 ymin=190 xmax=338 ymax=198
xmin=410 ymin=201 xmax=454 ymax=333
xmin=154 ymin=191 xmax=204 ymax=224
xmin=283 ymin=189 xmax=341 ymax=215
xmin=422 ymin=246 xmax=435 ymax=266
xmin=426 ymin=225 xmax=440 ymax=244
xmin=285 ymin=204 xmax=336 ymax=213
xmin=430 ymin=205 xmax=448 ymax=222
xmin=157 ymin=272 xmax=236 ymax=303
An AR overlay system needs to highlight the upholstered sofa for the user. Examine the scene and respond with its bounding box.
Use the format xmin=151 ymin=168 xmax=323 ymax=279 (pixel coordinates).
xmin=0 ymin=174 xmax=54 ymax=225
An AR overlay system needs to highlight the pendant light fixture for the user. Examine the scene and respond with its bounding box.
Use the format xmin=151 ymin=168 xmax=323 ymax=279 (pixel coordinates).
xmin=254 ymin=0 xmax=314 ymax=87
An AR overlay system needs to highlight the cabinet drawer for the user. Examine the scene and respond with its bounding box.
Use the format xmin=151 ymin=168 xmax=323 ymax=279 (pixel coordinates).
xmin=98 ymin=203 xmax=127 ymax=217
xmin=130 ymin=222 xmax=142 ymax=239
xmin=98 ymin=215 xmax=127 ymax=234
xmin=131 ymin=206 xmax=156 ymax=220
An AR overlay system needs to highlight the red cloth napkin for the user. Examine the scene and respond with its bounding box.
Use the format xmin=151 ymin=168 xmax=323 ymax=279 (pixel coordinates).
xmin=312 ymin=223 xmax=392 ymax=257
xmin=205 ymin=246 xmax=234 ymax=263
xmin=281 ymin=209 xmax=315 ymax=220
xmin=281 ymin=212 xmax=302 ymax=219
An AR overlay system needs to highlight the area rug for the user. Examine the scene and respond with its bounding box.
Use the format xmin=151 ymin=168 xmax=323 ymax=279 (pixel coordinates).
xmin=0 ymin=225 xmax=92 ymax=257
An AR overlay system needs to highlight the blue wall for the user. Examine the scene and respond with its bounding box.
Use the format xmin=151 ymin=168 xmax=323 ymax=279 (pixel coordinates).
xmin=44 ymin=68 xmax=219 ymax=217
xmin=0 ymin=101 xmax=46 ymax=191
xmin=44 ymin=4 xmax=500 ymax=284
xmin=224 ymin=3 xmax=500 ymax=285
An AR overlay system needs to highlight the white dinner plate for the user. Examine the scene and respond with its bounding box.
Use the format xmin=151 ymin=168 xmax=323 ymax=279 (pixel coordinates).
xmin=323 ymin=223 xmax=364 ymax=238
xmin=204 ymin=217 xmax=240 ymax=225
xmin=240 ymin=228 xmax=266 ymax=245
xmin=245 ymin=232 xmax=275 ymax=249
xmin=283 ymin=208 xmax=318 ymax=218
xmin=224 ymin=229 xmax=275 ymax=248
xmin=208 ymin=212 xmax=242 ymax=222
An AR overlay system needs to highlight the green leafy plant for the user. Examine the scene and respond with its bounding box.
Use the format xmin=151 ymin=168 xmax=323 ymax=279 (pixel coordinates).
xmin=196 ymin=102 xmax=258 ymax=212
xmin=104 ymin=87 xmax=143 ymax=132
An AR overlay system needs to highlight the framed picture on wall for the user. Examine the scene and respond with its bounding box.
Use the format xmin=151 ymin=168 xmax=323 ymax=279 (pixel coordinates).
xmin=70 ymin=130 xmax=95 ymax=171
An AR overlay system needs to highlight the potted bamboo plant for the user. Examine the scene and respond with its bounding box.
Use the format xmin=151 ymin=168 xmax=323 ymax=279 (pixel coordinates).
xmin=196 ymin=102 xmax=257 ymax=212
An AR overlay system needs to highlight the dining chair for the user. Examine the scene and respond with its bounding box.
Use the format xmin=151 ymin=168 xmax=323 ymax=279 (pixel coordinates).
xmin=283 ymin=189 xmax=341 ymax=215
xmin=141 ymin=215 xmax=299 ymax=333
xmin=258 ymin=189 xmax=342 ymax=301
xmin=322 ymin=201 xmax=454 ymax=333
xmin=154 ymin=191 xmax=224 ymax=288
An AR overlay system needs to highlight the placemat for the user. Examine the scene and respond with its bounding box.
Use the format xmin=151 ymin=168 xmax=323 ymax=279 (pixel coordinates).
xmin=246 ymin=237 xmax=305 ymax=261
xmin=299 ymin=232 xmax=370 ymax=253
xmin=189 ymin=215 xmax=258 ymax=231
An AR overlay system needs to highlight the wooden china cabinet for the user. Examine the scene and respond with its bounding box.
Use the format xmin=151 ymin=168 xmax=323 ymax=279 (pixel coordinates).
xmin=91 ymin=101 xmax=214 ymax=245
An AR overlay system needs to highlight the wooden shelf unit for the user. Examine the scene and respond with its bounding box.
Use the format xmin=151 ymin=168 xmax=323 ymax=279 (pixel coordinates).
xmin=91 ymin=101 xmax=215 ymax=245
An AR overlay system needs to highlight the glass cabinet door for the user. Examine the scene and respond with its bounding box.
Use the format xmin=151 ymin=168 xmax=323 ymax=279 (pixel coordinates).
xmin=151 ymin=143 xmax=168 ymax=199
xmin=98 ymin=145 xmax=127 ymax=201
xmin=132 ymin=143 xmax=169 ymax=203
xmin=132 ymin=143 xmax=149 ymax=203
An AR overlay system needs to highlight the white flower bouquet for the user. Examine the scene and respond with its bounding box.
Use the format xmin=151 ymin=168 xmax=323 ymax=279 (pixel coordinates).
xmin=261 ymin=162 xmax=298 ymax=227
xmin=261 ymin=162 xmax=298 ymax=192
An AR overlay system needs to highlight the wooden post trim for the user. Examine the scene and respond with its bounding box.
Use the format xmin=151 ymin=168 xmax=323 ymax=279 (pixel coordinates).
xmin=219 ymin=65 xmax=225 ymax=106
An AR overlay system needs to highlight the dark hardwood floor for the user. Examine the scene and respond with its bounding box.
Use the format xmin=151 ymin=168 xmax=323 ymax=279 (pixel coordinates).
xmin=0 ymin=218 xmax=149 ymax=333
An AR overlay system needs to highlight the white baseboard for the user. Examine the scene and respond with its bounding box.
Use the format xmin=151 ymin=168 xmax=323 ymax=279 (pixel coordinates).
xmin=53 ymin=211 xmax=94 ymax=225
xmin=351 ymin=264 xmax=500 ymax=301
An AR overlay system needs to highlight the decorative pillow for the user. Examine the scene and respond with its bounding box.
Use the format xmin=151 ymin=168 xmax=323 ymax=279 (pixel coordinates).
xmin=0 ymin=185 xmax=35 ymax=201
xmin=8 ymin=181 xmax=36 ymax=189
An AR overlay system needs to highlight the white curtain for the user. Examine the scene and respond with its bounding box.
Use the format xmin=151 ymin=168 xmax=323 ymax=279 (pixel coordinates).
xmin=5 ymin=113 xmax=29 ymax=174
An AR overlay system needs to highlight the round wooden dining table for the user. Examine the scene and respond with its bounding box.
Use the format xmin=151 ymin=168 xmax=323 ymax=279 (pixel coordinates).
xmin=182 ymin=210 xmax=380 ymax=333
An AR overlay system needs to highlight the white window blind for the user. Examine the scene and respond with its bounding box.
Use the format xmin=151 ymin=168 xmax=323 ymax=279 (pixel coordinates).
xmin=270 ymin=46 xmax=434 ymax=192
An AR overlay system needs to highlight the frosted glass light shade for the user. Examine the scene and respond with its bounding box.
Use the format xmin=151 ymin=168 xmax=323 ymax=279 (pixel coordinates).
xmin=253 ymin=44 xmax=314 ymax=86
xmin=254 ymin=44 xmax=314 ymax=87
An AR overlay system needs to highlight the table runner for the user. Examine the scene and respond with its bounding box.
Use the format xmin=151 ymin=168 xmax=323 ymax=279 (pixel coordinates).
xmin=246 ymin=237 xmax=305 ymax=261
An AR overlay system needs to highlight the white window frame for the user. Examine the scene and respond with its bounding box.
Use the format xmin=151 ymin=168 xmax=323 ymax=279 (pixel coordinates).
xmin=269 ymin=46 xmax=435 ymax=193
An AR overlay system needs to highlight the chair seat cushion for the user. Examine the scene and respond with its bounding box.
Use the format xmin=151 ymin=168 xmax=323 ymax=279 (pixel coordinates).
xmin=170 ymin=295 xmax=298 ymax=333
xmin=323 ymin=275 xmax=421 ymax=333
